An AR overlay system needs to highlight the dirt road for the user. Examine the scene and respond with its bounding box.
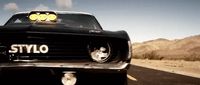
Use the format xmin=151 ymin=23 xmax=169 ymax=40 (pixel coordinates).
xmin=127 ymin=59 xmax=200 ymax=85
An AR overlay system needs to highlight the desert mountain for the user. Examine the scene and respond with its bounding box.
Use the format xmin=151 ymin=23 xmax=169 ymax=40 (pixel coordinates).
xmin=132 ymin=35 xmax=200 ymax=60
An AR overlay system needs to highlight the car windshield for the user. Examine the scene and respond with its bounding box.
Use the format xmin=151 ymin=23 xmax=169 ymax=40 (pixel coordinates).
xmin=5 ymin=13 xmax=102 ymax=29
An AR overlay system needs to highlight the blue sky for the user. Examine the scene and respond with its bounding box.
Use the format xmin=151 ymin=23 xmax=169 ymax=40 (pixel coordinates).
xmin=0 ymin=0 xmax=200 ymax=42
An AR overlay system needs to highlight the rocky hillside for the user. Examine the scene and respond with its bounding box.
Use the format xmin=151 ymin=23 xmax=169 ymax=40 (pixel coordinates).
xmin=132 ymin=35 xmax=200 ymax=60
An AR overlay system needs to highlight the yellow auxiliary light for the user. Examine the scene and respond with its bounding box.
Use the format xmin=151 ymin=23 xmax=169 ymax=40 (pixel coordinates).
xmin=29 ymin=14 xmax=38 ymax=21
xmin=48 ymin=14 xmax=57 ymax=21
xmin=38 ymin=14 xmax=47 ymax=21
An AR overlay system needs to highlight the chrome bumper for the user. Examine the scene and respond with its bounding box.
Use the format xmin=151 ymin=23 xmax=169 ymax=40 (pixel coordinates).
xmin=0 ymin=62 xmax=129 ymax=70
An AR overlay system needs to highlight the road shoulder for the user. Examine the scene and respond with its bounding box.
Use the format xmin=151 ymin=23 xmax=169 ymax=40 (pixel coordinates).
xmin=130 ymin=59 xmax=200 ymax=78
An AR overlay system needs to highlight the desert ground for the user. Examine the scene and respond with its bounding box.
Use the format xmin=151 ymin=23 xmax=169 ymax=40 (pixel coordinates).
xmin=127 ymin=59 xmax=200 ymax=85
xmin=130 ymin=59 xmax=200 ymax=78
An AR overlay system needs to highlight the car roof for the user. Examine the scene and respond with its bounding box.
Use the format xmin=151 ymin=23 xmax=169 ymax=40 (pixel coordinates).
xmin=15 ymin=11 xmax=93 ymax=16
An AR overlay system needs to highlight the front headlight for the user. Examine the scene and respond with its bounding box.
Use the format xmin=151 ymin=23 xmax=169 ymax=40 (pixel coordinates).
xmin=88 ymin=42 xmax=111 ymax=63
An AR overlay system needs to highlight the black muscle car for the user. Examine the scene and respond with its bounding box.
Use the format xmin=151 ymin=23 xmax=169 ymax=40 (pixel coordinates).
xmin=0 ymin=11 xmax=132 ymax=85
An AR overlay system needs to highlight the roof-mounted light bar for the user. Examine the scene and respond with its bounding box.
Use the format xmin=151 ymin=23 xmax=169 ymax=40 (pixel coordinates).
xmin=29 ymin=11 xmax=57 ymax=22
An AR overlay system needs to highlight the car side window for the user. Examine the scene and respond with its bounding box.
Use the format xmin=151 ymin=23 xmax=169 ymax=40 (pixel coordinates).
xmin=14 ymin=19 xmax=22 ymax=23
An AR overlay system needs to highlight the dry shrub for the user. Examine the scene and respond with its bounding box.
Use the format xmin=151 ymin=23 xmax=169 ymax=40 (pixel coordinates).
xmin=132 ymin=52 xmax=200 ymax=61
xmin=183 ymin=53 xmax=200 ymax=61
xmin=132 ymin=51 xmax=163 ymax=60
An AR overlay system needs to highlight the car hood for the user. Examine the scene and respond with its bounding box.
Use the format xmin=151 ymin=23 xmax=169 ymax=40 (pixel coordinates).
xmin=0 ymin=25 xmax=130 ymax=40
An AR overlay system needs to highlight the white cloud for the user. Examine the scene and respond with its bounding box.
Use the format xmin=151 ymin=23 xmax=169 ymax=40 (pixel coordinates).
xmin=34 ymin=4 xmax=49 ymax=11
xmin=4 ymin=3 xmax=19 ymax=12
xmin=56 ymin=0 xmax=73 ymax=10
